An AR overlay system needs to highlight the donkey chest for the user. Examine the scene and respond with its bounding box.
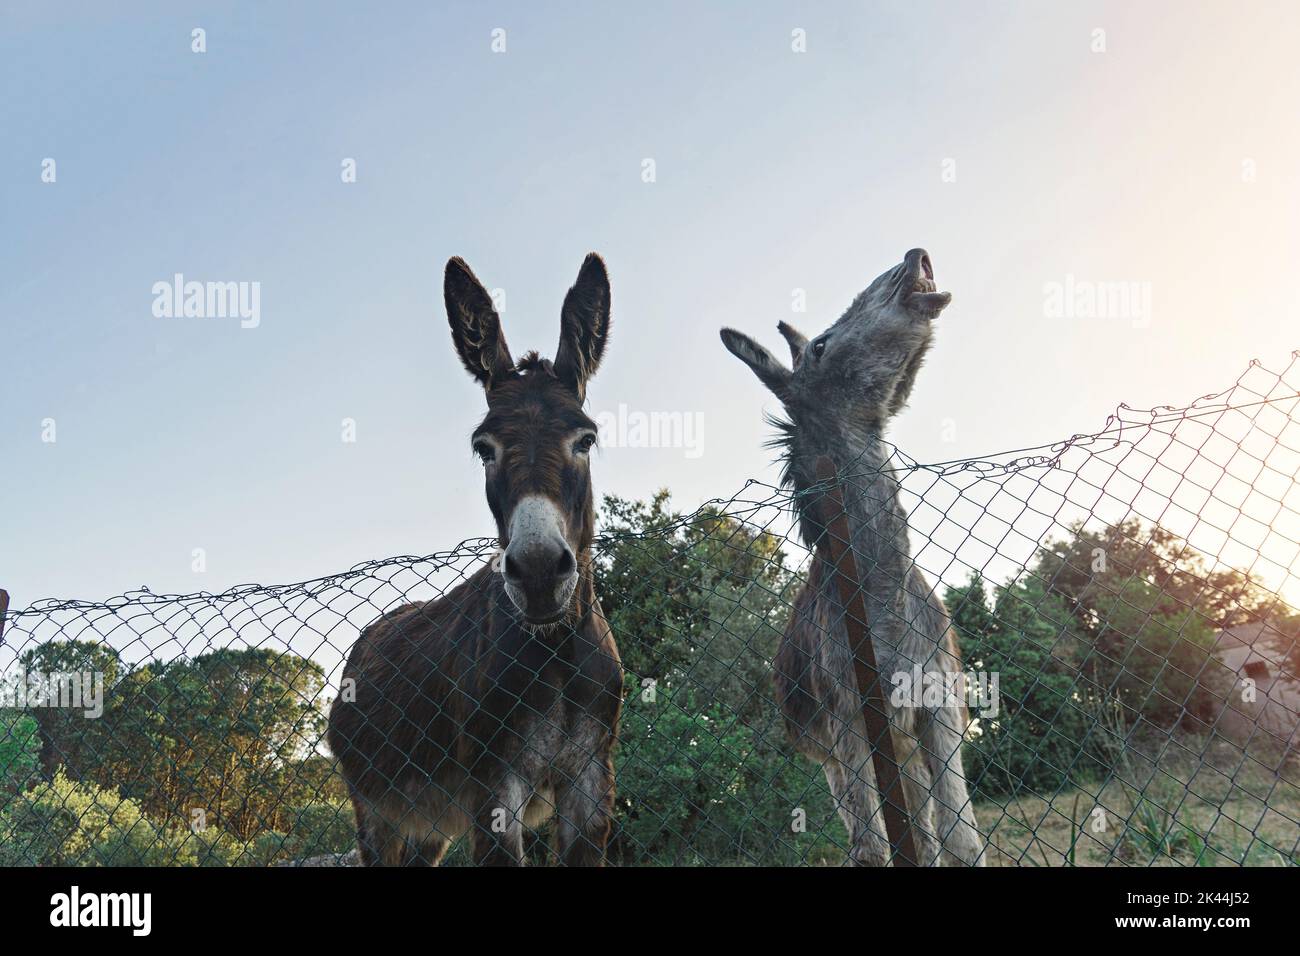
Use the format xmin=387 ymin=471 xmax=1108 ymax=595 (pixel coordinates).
xmin=774 ymin=580 xmax=911 ymax=716
xmin=483 ymin=649 xmax=608 ymax=745
xmin=508 ymin=693 xmax=608 ymax=785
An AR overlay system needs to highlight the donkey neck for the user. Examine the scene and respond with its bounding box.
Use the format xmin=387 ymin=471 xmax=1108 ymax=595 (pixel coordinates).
xmin=787 ymin=427 xmax=911 ymax=572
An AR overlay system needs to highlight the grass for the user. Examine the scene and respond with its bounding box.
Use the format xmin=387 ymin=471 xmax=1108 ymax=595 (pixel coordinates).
xmin=973 ymin=737 xmax=1300 ymax=866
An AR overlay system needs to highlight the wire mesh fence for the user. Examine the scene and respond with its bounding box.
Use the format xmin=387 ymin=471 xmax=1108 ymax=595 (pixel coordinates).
xmin=2 ymin=355 xmax=1299 ymax=866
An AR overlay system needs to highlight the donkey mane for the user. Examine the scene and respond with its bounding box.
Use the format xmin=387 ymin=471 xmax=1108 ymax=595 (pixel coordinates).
xmin=513 ymin=350 xmax=555 ymax=375
xmin=761 ymin=412 xmax=800 ymax=485
xmin=762 ymin=410 xmax=876 ymax=547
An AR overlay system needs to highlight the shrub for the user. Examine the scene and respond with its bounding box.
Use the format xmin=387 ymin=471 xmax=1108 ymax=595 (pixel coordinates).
xmin=0 ymin=711 xmax=41 ymax=799
xmin=0 ymin=770 xmax=195 ymax=866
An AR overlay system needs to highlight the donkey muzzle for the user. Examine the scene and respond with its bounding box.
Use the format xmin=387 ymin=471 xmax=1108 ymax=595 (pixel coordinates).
xmin=502 ymin=496 xmax=579 ymax=623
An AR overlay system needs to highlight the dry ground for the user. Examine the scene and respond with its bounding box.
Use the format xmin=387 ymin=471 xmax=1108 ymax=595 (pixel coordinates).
xmin=973 ymin=737 xmax=1300 ymax=866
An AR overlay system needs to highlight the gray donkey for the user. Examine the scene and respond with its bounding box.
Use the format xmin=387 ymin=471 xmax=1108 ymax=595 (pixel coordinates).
xmin=720 ymin=248 xmax=984 ymax=866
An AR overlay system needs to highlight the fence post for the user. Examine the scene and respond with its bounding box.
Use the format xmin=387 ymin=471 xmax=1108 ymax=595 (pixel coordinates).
xmin=812 ymin=456 xmax=919 ymax=867
xmin=0 ymin=589 xmax=8 ymax=644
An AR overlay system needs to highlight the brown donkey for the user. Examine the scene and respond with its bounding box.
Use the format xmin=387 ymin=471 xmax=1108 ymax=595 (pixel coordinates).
xmin=721 ymin=248 xmax=984 ymax=866
xmin=328 ymin=255 xmax=623 ymax=865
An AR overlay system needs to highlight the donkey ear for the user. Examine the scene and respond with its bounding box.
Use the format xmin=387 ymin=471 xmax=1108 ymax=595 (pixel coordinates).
xmin=554 ymin=253 xmax=610 ymax=401
xmin=445 ymin=257 xmax=514 ymax=390
xmin=776 ymin=321 xmax=808 ymax=369
xmin=720 ymin=328 xmax=792 ymax=401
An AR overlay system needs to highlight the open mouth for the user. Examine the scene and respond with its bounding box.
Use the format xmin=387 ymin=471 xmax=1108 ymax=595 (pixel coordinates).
xmin=905 ymin=248 xmax=935 ymax=287
xmin=902 ymin=248 xmax=950 ymax=313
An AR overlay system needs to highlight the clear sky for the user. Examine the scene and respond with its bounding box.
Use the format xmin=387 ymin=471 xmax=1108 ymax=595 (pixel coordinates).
xmin=3 ymin=0 xmax=1299 ymax=608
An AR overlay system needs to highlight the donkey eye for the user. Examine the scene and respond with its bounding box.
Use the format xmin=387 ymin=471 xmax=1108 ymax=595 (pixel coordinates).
xmin=473 ymin=440 xmax=496 ymax=464
xmin=812 ymin=337 xmax=828 ymax=359
xmin=573 ymin=433 xmax=597 ymax=455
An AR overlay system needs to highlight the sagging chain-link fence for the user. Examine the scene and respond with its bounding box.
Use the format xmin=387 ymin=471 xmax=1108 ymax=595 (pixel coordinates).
xmin=2 ymin=356 xmax=1299 ymax=866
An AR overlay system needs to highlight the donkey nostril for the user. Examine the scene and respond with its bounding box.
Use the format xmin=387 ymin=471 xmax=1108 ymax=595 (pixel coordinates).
xmin=503 ymin=553 xmax=525 ymax=582
xmin=553 ymin=548 xmax=575 ymax=578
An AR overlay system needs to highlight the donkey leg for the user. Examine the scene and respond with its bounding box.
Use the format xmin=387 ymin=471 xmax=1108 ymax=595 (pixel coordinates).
xmin=352 ymin=798 xmax=406 ymax=867
xmin=555 ymin=751 xmax=615 ymax=867
xmin=471 ymin=775 xmax=528 ymax=866
xmin=922 ymin=705 xmax=985 ymax=866
xmin=400 ymin=835 xmax=450 ymax=866
xmin=827 ymin=753 xmax=891 ymax=866
xmin=892 ymin=723 xmax=942 ymax=866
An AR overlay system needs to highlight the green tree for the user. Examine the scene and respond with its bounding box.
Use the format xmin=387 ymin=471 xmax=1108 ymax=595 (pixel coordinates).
xmin=953 ymin=517 xmax=1255 ymax=798
xmin=1081 ymin=576 xmax=1226 ymax=732
xmin=0 ymin=711 xmax=41 ymax=799
xmin=18 ymin=639 xmax=122 ymax=780
xmin=95 ymin=647 xmax=327 ymax=839
xmin=596 ymin=492 xmax=844 ymax=864
xmin=950 ymin=572 xmax=1096 ymax=796
xmin=1033 ymin=518 xmax=1279 ymax=632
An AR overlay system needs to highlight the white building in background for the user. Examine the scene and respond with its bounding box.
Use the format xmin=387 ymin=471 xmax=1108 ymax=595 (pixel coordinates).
xmin=1208 ymin=621 xmax=1300 ymax=749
